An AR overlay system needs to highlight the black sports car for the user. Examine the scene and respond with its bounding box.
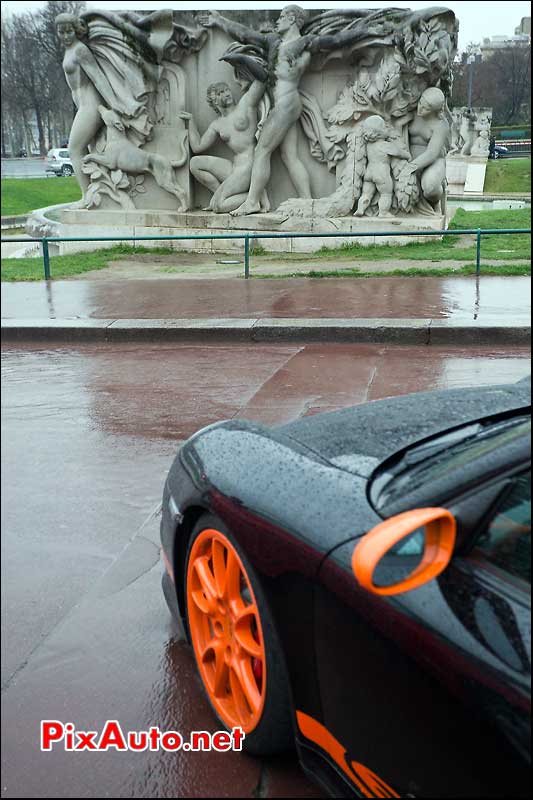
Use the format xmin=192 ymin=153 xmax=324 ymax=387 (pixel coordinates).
xmin=161 ymin=380 xmax=531 ymax=798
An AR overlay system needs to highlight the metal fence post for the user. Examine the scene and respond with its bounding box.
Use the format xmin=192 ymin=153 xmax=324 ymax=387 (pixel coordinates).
xmin=42 ymin=239 xmax=51 ymax=280
xmin=476 ymin=229 xmax=482 ymax=275
xmin=244 ymin=236 xmax=250 ymax=279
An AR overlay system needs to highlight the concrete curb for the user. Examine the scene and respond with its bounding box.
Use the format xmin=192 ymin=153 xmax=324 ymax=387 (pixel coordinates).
xmin=1 ymin=318 xmax=530 ymax=345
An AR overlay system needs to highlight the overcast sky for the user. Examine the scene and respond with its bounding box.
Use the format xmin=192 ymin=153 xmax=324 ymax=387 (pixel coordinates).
xmin=1 ymin=0 xmax=531 ymax=50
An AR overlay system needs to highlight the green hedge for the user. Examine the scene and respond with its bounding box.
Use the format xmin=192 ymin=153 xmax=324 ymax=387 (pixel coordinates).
xmin=491 ymin=124 xmax=531 ymax=139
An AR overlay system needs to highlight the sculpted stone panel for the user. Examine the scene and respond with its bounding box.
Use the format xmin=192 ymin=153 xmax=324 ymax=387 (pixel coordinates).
xmin=57 ymin=6 xmax=459 ymax=219
xmin=183 ymin=79 xmax=270 ymax=213
xmin=56 ymin=9 xmax=206 ymax=210
xmin=449 ymin=107 xmax=493 ymax=157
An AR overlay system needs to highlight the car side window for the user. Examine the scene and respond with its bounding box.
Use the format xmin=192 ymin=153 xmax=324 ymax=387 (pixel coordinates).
xmin=473 ymin=471 xmax=531 ymax=584
xmin=59 ymin=150 xmax=69 ymax=158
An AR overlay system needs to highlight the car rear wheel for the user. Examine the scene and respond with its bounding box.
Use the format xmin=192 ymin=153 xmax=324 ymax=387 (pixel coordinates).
xmin=61 ymin=165 xmax=74 ymax=176
xmin=185 ymin=513 xmax=293 ymax=755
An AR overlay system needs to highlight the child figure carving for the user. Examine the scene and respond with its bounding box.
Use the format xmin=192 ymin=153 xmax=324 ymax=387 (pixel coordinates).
xmin=354 ymin=116 xmax=411 ymax=218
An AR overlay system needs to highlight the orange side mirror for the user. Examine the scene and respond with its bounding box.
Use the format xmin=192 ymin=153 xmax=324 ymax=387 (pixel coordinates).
xmin=352 ymin=508 xmax=456 ymax=596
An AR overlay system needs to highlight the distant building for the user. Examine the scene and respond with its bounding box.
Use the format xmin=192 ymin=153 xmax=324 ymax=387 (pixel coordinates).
xmin=515 ymin=17 xmax=531 ymax=36
xmin=481 ymin=18 xmax=530 ymax=60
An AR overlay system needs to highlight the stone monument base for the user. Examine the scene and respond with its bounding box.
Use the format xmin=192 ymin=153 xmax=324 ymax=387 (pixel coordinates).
xmin=48 ymin=207 xmax=447 ymax=256
xmin=446 ymin=154 xmax=488 ymax=195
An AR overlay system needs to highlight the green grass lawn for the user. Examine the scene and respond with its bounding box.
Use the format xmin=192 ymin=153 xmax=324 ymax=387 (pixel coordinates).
xmin=484 ymin=158 xmax=531 ymax=194
xmin=1 ymin=177 xmax=81 ymax=216
xmin=252 ymin=264 xmax=531 ymax=280
xmin=256 ymin=264 xmax=530 ymax=279
xmin=0 ymin=245 xmax=175 ymax=281
xmin=1 ymin=209 xmax=530 ymax=281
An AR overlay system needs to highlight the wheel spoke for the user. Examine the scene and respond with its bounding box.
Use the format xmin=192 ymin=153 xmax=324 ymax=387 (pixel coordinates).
xmin=193 ymin=555 xmax=218 ymax=613
xmin=190 ymin=588 xmax=211 ymax=615
xmin=198 ymin=638 xmax=228 ymax=697
xmin=214 ymin=653 xmax=230 ymax=698
xmin=231 ymin=656 xmax=262 ymax=716
xmin=234 ymin=605 xmax=263 ymax=658
xmin=224 ymin=548 xmax=241 ymax=603
xmin=228 ymin=667 xmax=247 ymax=727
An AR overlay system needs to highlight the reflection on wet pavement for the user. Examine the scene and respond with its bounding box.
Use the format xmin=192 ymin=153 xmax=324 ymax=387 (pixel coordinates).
xmin=2 ymin=341 xmax=530 ymax=798
xmin=2 ymin=276 xmax=531 ymax=323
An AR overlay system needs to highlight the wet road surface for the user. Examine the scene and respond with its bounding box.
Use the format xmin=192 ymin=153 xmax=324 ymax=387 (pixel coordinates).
xmin=1 ymin=158 xmax=49 ymax=179
xmin=2 ymin=341 xmax=530 ymax=798
xmin=2 ymin=276 xmax=531 ymax=325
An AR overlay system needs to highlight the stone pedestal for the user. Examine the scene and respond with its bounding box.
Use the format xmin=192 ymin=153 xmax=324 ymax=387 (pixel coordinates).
xmin=446 ymin=154 xmax=488 ymax=195
xmin=50 ymin=206 xmax=447 ymax=255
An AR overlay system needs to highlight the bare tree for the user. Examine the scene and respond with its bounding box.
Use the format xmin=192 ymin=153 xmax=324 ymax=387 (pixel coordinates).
xmin=452 ymin=43 xmax=531 ymax=125
xmin=1 ymin=1 xmax=85 ymax=155
xmin=485 ymin=46 xmax=531 ymax=124
xmin=2 ymin=13 xmax=50 ymax=154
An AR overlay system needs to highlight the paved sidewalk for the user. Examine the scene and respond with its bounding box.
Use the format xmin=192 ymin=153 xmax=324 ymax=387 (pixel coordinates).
xmin=2 ymin=275 xmax=530 ymax=320
xmin=1 ymin=276 xmax=530 ymax=345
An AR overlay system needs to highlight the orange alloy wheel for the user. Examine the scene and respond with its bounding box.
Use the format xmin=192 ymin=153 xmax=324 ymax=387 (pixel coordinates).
xmin=187 ymin=528 xmax=267 ymax=732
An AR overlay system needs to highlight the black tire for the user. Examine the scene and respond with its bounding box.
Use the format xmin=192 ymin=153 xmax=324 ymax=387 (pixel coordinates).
xmin=185 ymin=512 xmax=294 ymax=755
xmin=61 ymin=165 xmax=74 ymax=176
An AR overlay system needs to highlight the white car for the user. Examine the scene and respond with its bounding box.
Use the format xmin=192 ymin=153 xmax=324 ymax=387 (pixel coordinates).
xmin=46 ymin=149 xmax=74 ymax=177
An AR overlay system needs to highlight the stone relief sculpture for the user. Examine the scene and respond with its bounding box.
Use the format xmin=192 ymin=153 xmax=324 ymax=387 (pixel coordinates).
xmin=56 ymin=9 xmax=206 ymax=209
xmin=446 ymin=106 xmax=493 ymax=196
xmin=197 ymin=6 xmax=396 ymax=215
xmin=54 ymin=5 xmax=460 ymax=227
xmin=354 ymin=116 xmax=412 ymax=217
xmin=400 ymin=87 xmax=450 ymax=214
xmin=181 ymin=80 xmax=270 ymax=213
xmin=84 ymin=106 xmax=189 ymax=210
xmin=448 ymin=106 xmax=493 ymax=158
xmin=219 ymin=42 xmax=272 ymax=138
xmin=471 ymin=110 xmax=492 ymax=157
xmin=278 ymin=7 xmax=457 ymax=218
xmin=219 ymin=40 xmax=343 ymax=170
xmin=449 ymin=107 xmax=464 ymax=153
xmin=459 ymin=108 xmax=477 ymax=156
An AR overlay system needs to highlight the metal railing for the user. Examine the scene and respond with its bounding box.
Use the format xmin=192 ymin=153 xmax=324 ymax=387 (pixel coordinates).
xmin=1 ymin=227 xmax=531 ymax=280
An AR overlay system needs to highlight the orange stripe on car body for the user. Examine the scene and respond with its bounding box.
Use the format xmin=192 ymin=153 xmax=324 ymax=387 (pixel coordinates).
xmin=296 ymin=711 xmax=400 ymax=798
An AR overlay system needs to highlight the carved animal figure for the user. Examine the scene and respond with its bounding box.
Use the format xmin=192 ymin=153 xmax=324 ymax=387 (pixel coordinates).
xmin=84 ymin=105 xmax=189 ymax=210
